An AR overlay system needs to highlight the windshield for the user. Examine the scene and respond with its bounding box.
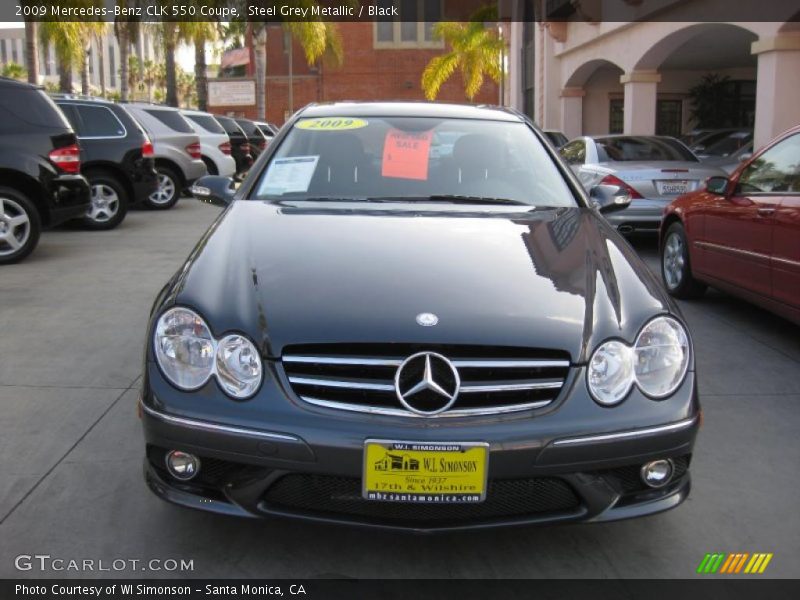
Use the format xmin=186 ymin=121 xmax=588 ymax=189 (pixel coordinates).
xmin=251 ymin=116 xmax=576 ymax=207
xmin=595 ymin=136 xmax=698 ymax=162
xmin=702 ymin=132 xmax=753 ymax=157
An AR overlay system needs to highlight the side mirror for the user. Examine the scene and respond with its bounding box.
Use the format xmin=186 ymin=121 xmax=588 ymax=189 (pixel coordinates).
xmin=191 ymin=175 xmax=235 ymax=207
xmin=738 ymin=152 xmax=753 ymax=163
xmin=589 ymin=184 xmax=632 ymax=213
xmin=705 ymin=176 xmax=729 ymax=196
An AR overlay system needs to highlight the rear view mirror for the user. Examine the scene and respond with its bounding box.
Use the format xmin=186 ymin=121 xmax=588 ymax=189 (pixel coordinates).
xmin=589 ymin=184 xmax=632 ymax=214
xmin=705 ymin=176 xmax=729 ymax=196
xmin=191 ymin=175 xmax=236 ymax=207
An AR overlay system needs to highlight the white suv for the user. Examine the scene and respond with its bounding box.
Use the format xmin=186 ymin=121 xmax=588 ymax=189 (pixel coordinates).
xmin=124 ymin=103 xmax=207 ymax=209
xmin=181 ymin=110 xmax=237 ymax=179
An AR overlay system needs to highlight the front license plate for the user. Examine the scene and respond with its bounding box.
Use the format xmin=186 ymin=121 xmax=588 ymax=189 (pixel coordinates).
xmin=656 ymin=180 xmax=690 ymax=195
xmin=363 ymin=440 xmax=489 ymax=503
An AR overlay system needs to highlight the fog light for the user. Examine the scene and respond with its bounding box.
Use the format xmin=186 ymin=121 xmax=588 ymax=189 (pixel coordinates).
xmin=640 ymin=459 xmax=674 ymax=488
xmin=165 ymin=450 xmax=200 ymax=481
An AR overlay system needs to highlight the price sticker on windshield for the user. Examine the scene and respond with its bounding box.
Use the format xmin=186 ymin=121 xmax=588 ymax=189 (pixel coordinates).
xmin=296 ymin=118 xmax=369 ymax=131
xmin=382 ymin=128 xmax=433 ymax=181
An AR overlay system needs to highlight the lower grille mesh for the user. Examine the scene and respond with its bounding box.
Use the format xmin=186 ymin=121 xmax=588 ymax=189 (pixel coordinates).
xmin=262 ymin=474 xmax=581 ymax=524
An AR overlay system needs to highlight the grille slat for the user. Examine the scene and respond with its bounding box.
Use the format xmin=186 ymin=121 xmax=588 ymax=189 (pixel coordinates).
xmin=283 ymin=344 xmax=570 ymax=417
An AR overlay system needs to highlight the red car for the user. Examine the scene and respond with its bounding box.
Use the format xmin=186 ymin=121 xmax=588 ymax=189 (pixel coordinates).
xmin=660 ymin=125 xmax=800 ymax=324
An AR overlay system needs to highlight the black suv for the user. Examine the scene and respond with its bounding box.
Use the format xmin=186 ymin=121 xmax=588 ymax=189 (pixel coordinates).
xmin=0 ymin=78 xmax=90 ymax=264
xmin=233 ymin=117 xmax=268 ymax=160
xmin=53 ymin=95 xmax=158 ymax=230
xmin=215 ymin=116 xmax=253 ymax=178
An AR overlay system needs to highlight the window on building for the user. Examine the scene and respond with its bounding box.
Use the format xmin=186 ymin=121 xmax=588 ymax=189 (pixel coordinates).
xmin=609 ymin=98 xmax=624 ymax=134
xmin=374 ymin=0 xmax=443 ymax=48
xmin=656 ymin=99 xmax=682 ymax=137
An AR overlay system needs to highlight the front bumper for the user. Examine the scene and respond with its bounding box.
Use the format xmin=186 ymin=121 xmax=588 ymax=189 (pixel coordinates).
xmin=140 ymin=362 xmax=699 ymax=532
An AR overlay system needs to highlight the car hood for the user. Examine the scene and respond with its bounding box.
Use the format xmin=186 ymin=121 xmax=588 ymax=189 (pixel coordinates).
xmin=169 ymin=202 xmax=672 ymax=363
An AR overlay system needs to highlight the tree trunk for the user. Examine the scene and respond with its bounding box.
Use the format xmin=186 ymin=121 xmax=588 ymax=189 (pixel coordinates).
xmin=81 ymin=43 xmax=90 ymax=95
xmin=24 ymin=20 xmax=38 ymax=84
xmin=59 ymin=58 xmax=72 ymax=93
xmin=118 ymin=26 xmax=129 ymax=101
xmin=195 ymin=35 xmax=207 ymax=111
xmin=165 ymin=31 xmax=178 ymax=107
xmin=99 ymin=38 xmax=106 ymax=98
xmin=254 ymin=26 xmax=267 ymax=120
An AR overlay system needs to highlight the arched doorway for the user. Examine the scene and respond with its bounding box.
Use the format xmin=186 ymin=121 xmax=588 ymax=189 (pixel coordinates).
xmin=562 ymin=59 xmax=624 ymax=139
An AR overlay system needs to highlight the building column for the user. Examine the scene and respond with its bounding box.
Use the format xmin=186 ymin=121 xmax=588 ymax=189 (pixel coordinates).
xmin=560 ymin=87 xmax=585 ymax=140
xmin=620 ymin=71 xmax=660 ymax=135
xmin=752 ymin=34 xmax=800 ymax=149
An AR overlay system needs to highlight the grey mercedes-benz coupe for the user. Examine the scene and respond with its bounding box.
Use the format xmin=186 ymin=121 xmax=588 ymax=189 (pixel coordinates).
xmin=140 ymin=102 xmax=699 ymax=532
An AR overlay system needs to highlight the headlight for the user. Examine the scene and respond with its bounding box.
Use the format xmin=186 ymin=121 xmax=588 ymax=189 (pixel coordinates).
xmin=588 ymin=316 xmax=690 ymax=406
xmin=154 ymin=307 xmax=215 ymax=390
xmin=587 ymin=340 xmax=634 ymax=406
xmin=634 ymin=316 xmax=690 ymax=398
xmin=216 ymin=334 xmax=263 ymax=398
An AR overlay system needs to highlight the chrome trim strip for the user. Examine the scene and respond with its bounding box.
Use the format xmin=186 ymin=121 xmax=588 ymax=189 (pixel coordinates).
xmin=299 ymin=396 xmax=553 ymax=418
xmin=552 ymin=416 xmax=698 ymax=447
xmin=460 ymin=380 xmax=563 ymax=393
xmin=140 ymin=401 xmax=299 ymax=442
xmin=694 ymin=241 xmax=769 ymax=262
xmin=451 ymin=359 xmax=570 ymax=368
xmin=283 ymin=356 xmax=571 ymax=369
xmin=283 ymin=355 xmax=402 ymax=366
xmin=288 ymin=376 xmax=395 ymax=392
xmin=772 ymin=255 xmax=800 ymax=268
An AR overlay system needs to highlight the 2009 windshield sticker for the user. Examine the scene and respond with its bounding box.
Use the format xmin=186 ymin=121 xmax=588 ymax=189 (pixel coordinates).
xmin=258 ymin=156 xmax=319 ymax=195
xmin=296 ymin=118 xmax=368 ymax=131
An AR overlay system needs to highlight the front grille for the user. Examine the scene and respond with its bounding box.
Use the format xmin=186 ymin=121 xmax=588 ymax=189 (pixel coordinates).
xmin=282 ymin=343 xmax=571 ymax=417
xmin=262 ymin=474 xmax=581 ymax=525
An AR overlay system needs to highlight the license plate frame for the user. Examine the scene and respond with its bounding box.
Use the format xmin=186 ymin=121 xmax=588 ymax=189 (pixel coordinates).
xmin=362 ymin=440 xmax=489 ymax=503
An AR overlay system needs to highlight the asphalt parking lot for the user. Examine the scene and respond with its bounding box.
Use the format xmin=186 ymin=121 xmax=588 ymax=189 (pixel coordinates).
xmin=1 ymin=198 xmax=798 ymax=579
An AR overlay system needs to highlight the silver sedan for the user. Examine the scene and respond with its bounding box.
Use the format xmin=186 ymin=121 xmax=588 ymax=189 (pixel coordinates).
xmin=560 ymin=135 xmax=726 ymax=234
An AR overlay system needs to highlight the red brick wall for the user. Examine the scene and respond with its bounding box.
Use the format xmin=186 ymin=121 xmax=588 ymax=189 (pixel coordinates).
xmin=236 ymin=21 xmax=500 ymax=125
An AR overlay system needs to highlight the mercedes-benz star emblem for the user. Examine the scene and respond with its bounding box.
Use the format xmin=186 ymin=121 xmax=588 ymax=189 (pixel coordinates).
xmin=416 ymin=312 xmax=438 ymax=327
xmin=394 ymin=352 xmax=460 ymax=415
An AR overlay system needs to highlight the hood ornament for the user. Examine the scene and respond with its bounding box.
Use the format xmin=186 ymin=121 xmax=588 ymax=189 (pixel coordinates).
xmin=416 ymin=312 xmax=438 ymax=327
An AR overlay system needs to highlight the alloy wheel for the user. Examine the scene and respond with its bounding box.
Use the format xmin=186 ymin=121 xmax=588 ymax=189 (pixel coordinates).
xmin=0 ymin=197 xmax=32 ymax=257
xmin=87 ymin=184 xmax=120 ymax=223
xmin=662 ymin=232 xmax=685 ymax=290
xmin=149 ymin=173 xmax=176 ymax=206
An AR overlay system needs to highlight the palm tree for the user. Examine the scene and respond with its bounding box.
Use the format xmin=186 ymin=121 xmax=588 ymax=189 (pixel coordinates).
xmin=114 ymin=1 xmax=141 ymax=102
xmin=39 ymin=22 xmax=82 ymax=92
xmin=249 ymin=2 xmax=344 ymax=120
xmin=180 ymin=14 xmax=218 ymax=111
xmin=80 ymin=22 xmax=107 ymax=95
xmin=23 ymin=17 xmax=39 ymax=85
xmin=421 ymin=5 xmax=505 ymax=101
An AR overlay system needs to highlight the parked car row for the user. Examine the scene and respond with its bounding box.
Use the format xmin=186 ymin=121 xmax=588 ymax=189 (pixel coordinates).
xmin=557 ymin=125 xmax=798 ymax=325
xmin=0 ymin=76 xmax=276 ymax=264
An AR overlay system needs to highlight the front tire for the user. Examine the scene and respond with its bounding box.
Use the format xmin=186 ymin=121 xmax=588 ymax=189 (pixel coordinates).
xmin=661 ymin=222 xmax=706 ymax=299
xmin=82 ymin=172 xmax=128 ymax=230
xmin=145 ymin=166 xmax=181 ymax=210
xmin=0 ymin=186 xmax=41 ymax=265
